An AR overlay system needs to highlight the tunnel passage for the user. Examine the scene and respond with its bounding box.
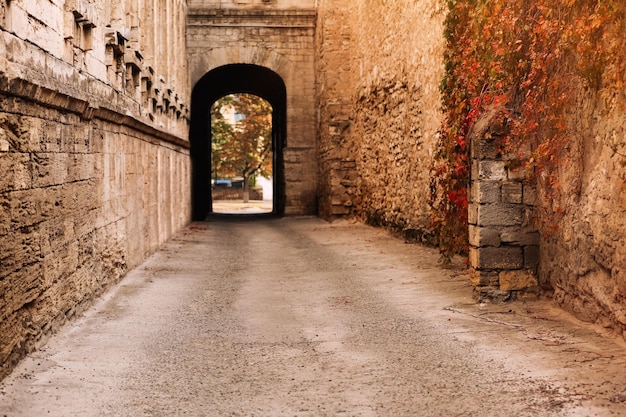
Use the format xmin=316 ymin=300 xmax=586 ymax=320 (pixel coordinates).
xmin=190 ymin=64 xmax=287 ymax=220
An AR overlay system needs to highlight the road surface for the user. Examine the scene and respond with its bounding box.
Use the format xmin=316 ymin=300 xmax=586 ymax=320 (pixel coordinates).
xmin=1 ymin=218 xmax=626 ymax=416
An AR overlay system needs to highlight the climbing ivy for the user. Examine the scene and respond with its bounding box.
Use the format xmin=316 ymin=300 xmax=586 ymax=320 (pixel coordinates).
xmin=431 ymin=0 xmax=625 ymax=261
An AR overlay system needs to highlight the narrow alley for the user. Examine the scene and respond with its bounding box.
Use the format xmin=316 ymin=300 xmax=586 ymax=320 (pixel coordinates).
xmin=1 ymin=218 xmax=625 ymax=417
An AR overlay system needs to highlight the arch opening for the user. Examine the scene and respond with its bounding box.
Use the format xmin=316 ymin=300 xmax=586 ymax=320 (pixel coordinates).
xmin=211 ymin=94 xmax=274 ymax=214
xmin=190 ymin=64 xmax=287 ymax=220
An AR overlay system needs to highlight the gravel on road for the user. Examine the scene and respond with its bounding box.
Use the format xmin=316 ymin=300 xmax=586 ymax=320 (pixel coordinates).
xmin=1 ymin=218 xmax=626 ymax=417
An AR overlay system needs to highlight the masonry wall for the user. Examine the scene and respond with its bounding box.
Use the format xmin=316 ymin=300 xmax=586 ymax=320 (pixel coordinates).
xmin=316 ymin=1 xmax=626 ymax=339
xmin=0 ymin=0 xmax=190 ymax=378
xmin=316 ymin=0 xmax=446 ymax=241
xmin=187 ymin=0 xmax=318 ymax=215
xmin=538 ymin=87 xmax=626 ymax=336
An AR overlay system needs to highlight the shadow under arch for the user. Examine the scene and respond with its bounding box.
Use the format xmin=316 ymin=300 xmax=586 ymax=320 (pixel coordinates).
xmin=190 ymin=64 xmax=287 ymax=221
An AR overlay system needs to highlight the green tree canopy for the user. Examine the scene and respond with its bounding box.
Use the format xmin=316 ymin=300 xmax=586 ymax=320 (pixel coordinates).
xmin=211 ymin=94 xmax=273 ymax=201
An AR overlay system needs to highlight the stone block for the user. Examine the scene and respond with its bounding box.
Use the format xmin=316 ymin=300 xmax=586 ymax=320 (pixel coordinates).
xmin=507 ymin=166 xmax=526 ymax=181
xmin=18 ymin=116 xmax=49 ymax=153
xmin=471 ymin=138 xmax=500 ymax=159
xmin=41 ymin=241 xmax=79 ymax=288
xmin=0 ymin=227 xmax=42 ymax=279
xmin=468 ymin=225 xmax=501 ymax=247
xmin=469 ymin=246 xmax=524 ymax=270
xmin=470 ymin=181 xmax=500 ymax=204
xmin=0 ymin=263 xmax=42 ymax=320
xmin=477 ymin=204 xmax=523 ymax=227
xmin=500 ymin=230 xmax=540 ymax=246
xmin=523 ymin=185 xmax=537 ymax=206
xmin=472 ymin=160 xmax=506 ymax=181
xmin=68 ymin=154 xmax=95 ymax=182
xmin=33 ymin=153 xmax=69 ymax=187
xmin=502 ymin=182 xmax=522 ymax=204
xmin=469 ymin=269 xmax=500 ymax=287
xmin=341 ymin=159 xmax=356 ymax=169
xmin=468 ymin=204 xmax=478 ymax=225
xmin=328 ymin=160 xmax=342 ymax=170
xmin=524 ymin=245 xmax=540 ymax=269
xmin=8 ymin=188 xmax=46 ymax=227
xmin=474 ymin=287 xmax=512 ymax=302
xmin=499 ymin=270 xmax=538 ymax=291
xmin=0 ymin=153 xmax=32 ymax=191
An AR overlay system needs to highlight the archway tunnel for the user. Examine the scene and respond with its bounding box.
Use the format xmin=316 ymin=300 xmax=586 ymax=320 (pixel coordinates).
xmin=190 ymin=64 xmax=287 ymax=221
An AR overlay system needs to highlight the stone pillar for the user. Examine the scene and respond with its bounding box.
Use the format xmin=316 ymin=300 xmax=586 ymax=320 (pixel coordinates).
xmin=468 ymin=135 xmax=540 ymax=300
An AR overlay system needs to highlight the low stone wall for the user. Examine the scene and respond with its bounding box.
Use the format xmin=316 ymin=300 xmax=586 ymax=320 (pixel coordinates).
xmin=212 ymin=187 xmax=263 ymax=201
xmin=468 ymin=136 xmax=540 ymax=300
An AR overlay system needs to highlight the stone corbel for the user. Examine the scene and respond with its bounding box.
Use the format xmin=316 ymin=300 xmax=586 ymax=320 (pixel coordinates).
xmin=105 ymin=27 xmax=129 ymax=55
xmin=141 ymin=69 xmax=154 ymax=91
xmin=124 ymin=49 xmax=143 ymax=71
xmin=67 ymin=0 xmax=96 ymax=27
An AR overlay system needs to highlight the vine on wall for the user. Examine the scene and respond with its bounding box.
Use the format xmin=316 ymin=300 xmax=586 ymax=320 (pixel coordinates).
xmin=431 ymin=0 xmax=625 ymax=260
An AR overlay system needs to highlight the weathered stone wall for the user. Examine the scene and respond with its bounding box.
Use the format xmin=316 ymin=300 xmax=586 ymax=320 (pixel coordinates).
xmin=315 ymin=0 xmax=354 ymax=218
xmin=315 ymin=1 xmax=626 ymax=339
xmin=538 ymin=88 xmax=626 ymax=336
xmin=0 ymin=0 xmax=190 ymax=378
xmin=187 ymin=0 xmax=317 ymax=215
xmin=468 ymin=131 xmax=540 ymax=301
xmin=316 ymin=0 xmax=446 ymax=241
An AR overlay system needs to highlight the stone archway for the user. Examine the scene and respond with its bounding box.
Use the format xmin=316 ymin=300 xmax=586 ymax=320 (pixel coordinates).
xmin=187 ymin=5 xmax=318 ymax=217
xmin=189 ymin=64 xmax=287 ymax=221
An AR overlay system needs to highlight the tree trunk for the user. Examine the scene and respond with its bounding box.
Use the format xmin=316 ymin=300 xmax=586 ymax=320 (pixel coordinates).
xmin=243 ymin=174 xmax=250 ymax=203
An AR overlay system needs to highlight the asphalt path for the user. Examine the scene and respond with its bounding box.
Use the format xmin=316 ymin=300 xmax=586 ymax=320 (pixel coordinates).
xmin=1 ymin=218 xmax=626 ymax=416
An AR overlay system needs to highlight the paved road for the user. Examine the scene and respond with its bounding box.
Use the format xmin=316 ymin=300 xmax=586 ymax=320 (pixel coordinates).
xmin=212 ymin=200 xmax=273 ymax=214
xmin=1 ymin=218 xmax=626 ymax=416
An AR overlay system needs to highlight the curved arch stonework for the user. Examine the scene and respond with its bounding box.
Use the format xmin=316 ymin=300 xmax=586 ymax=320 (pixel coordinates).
xmin=187 ymin=6 xmax=318 ymax=215
xmin=189 ymin=47 xmax=295 ymax=89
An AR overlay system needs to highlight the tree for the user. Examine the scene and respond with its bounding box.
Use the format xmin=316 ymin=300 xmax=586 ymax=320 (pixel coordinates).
xmin=211 ymin=94 xmax=273 ymax=202
xmin=210 ymin=95 xmax=234 ymax=181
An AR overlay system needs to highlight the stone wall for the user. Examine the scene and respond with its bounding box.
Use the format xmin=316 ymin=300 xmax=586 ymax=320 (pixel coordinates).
xmin=212 ymin=187 xmax=263 ymax=201
xmin=315 ymin=0 xmax=354 ymax=218
xmin=0 ymin=0 xmax=190 ymax=378
xmin=315 ymin=0 xmax=626 ymax=339
xmin=316 ymin=0 xmax=446 ymax=241
xmin=468 ymin=132 xmax=540 ymax=301
xmin=538 ymin=87 xmax=626 ymax=336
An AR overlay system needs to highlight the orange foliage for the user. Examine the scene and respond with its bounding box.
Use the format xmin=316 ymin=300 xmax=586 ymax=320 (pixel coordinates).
xmin=431 ymin=0 xmax=625 ymax=260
